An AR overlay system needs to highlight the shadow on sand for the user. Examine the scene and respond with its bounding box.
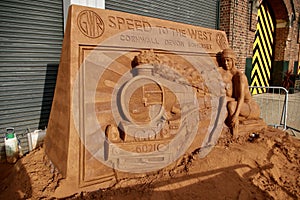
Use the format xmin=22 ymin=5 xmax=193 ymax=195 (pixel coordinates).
xmin=71 ymin=163 xmax=275 ymax=200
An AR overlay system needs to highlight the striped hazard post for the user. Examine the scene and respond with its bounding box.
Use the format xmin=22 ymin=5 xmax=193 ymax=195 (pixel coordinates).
xmin=250 ymin=1 xmax=275 ymax=94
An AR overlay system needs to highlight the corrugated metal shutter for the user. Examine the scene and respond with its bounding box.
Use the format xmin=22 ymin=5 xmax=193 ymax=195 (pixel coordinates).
xmin=0 ymin=0 xmax=63 ymax=159
xmin=105 ymin=0 xmax=220 ymax=29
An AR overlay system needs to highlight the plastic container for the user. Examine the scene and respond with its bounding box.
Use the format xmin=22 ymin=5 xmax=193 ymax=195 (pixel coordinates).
xmin=27 ymin=129 xmax=46 ymax=151
xmin=5 ymin=128 xmax=19 ymax=163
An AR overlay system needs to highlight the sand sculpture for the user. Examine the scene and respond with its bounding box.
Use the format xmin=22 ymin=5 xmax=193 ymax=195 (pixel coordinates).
xmin=44 ymin=5 xmax=265 ymax=196
xmin=218 ymin=48 xmax=265 ymax=135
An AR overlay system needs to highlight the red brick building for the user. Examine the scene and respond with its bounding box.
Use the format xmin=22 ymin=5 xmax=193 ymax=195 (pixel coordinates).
xmin=220 ymin=0 xmax=300 ymax=88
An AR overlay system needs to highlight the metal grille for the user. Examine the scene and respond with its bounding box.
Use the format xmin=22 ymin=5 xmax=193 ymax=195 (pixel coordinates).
xmin=251 ymin=86 xmax=300 ymax=132
xmin=105 ymin=0 xmax=220 ymax=29
xmin=0 ymin=0 xmax=63 ymax=159
xmin=250 ymin=86 xmax=288 ymax=130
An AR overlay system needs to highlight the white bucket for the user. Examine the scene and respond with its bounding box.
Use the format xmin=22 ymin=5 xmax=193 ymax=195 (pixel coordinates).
xmin=5 ymin=135 xmax=19 ymax=163
xmin=27 ymin=129 xmax=46 ymax=151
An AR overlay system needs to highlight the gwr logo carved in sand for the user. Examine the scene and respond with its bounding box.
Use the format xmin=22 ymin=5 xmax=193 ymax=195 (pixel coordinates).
xmin=77 ymin=10 xmax=105 ymax=38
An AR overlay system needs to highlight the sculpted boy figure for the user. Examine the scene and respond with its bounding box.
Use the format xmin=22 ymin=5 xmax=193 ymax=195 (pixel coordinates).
xmin=219 ymin=48 xmax=261 ymax=135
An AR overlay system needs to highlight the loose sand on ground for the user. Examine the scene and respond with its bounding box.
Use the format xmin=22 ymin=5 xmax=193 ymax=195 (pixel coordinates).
xmin=0 ymin=127 xmax=299 ymax=200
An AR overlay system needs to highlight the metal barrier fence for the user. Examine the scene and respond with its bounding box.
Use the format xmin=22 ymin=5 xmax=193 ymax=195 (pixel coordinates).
xmin=249 ymin=86 xmax=288 ymax=130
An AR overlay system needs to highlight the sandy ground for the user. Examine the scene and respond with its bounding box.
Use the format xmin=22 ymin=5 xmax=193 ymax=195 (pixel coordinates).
xmin=0 ymin=127 xmax=299 ymax=200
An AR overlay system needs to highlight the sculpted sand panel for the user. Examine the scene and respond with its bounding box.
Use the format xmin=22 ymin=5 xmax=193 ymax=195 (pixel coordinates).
xmin=45 ymin=5 xmax=229 ymax=194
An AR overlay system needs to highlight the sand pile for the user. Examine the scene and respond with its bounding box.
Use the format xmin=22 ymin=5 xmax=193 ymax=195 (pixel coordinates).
xmin=0 ymin=127 xmax=299 ymax=200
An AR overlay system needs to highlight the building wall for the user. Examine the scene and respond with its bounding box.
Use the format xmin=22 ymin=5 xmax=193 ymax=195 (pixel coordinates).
xmin=285 ymin=6 xmax=300 ymax=71
xmin=272 ymin=0 xmax=299 ymax=68
xmin=220 ymin=0 xmax=256 ymax=71
xmin=63 ymin=0 xmax=300 ymax=74
xmin=269 ymin=0 xmax=300 ymax=84
xmin=219 ymin=0 xmax=300 ymax=74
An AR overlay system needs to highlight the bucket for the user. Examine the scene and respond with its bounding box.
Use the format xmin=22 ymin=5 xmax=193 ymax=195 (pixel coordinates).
xmin=27 ymin=129 xmax=46 ymax=151
xmin=5 ymin=127 xmax=19 ymax=163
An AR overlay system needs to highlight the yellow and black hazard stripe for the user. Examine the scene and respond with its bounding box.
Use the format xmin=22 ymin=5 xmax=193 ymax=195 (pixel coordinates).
xmin=250 ymin=1 xmax=275 ymax=94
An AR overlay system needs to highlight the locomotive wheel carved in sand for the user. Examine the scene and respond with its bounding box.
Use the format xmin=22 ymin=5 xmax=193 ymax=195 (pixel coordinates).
xmin=100 ymin=50 xmax=203 ymax=172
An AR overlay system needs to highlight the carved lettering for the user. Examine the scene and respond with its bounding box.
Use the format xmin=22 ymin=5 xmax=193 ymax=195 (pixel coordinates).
xmin=187 ymin=29 xmax=212 ymax=41
xmin=117 ymin=17 xmax=125 ymax=29
xmin=188 ymin=41 xmax=212 ymax=50
xmin=200 ymin=43 xmax=212 ymax=49
xmin=108 ymin=16 xmax=117 ymax=28
xmin=120 ymin=34 xmax=159 ymax=44
xmin=165 ymin=39 xmax=185 ymax=47
xmin=108 ymin=16 xmax=152 ymax=32
xmin=134 ymin=19 xmax=142 ymax=30
xmin=126 ymin=18 xmax=135 ymax=29
xmin=136 ymin=143 xmax=166 ymax=153
xmin=157 ymin=26 xmax=169 ymax=34
xmin=170 ymin=27 xmax=187 ymax=37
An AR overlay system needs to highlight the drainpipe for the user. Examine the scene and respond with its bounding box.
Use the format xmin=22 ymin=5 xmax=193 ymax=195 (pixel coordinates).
xmin=231 ymin=0 xmax=237 ymax=48
xmin=289 ymin=0 xmax=296 ymax=28
xmin=298 ymin=46 xmax=300 ymax=74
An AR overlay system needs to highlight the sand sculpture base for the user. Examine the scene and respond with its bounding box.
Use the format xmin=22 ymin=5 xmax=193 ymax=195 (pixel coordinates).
xmin=236 ymin=118 xmax=267 ymax=137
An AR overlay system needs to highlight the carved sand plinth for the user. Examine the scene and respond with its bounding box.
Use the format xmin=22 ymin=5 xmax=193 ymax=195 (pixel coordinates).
xmin=237 ymin=119 xmax=267 ymax=136
xmin=45 ymin=5 xmax=230 ymax=196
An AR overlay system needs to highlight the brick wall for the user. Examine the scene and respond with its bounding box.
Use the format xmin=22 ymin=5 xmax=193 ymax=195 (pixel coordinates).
xmin=270 ymin=0 xmax=300 ymax=71
xmin=219 ymin=0 xmax=300 ymax=73
xmin=219 ymin=0 xmax=231 ymax=40
xmin=220 ymin=0 xmax=256 ymax=71
xmin=275 ymin=27 xmax=289 ymax=61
